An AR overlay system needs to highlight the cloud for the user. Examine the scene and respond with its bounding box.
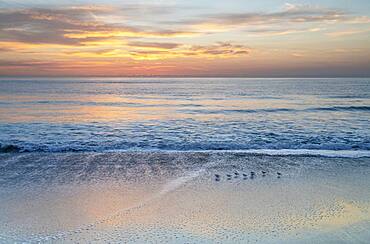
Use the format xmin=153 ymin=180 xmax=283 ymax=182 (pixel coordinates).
xmin=127 ymin=41 xmax=181 ymax=49
xmin=0 ymin=47 xmax=15 ymax=52
xmin=206 ymin=5 xmax=346 ymax=25
xmin=0 ymin=7 xmax=113 ymax=45
xmin=326 ymin=29 xmax=370 ymax=37
xmin=1 ymin=3 xmax=368 ymax=46
xmin=0 ymin=59 xmax=60 ymax=67
xmin=0 ymin=6 xmax=197 ymax=46
xmin=63 ymin=29 xmax=197 ymax=40
xmin=173 ymin=3 xmax=369 ymax=34
xmin=244 ymin=27 xmax=322 ymax=36
xmin=188 ymin=42 xmax=249 ymax=56
xmin=64 ymin=42 xmax=250 ymax=60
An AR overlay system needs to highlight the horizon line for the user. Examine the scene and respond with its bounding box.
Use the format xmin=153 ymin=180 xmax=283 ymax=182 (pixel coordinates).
xmin=1 ymin=75 xmax=370 ymax=79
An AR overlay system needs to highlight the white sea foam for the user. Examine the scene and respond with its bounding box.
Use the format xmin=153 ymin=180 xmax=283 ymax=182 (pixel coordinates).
xmin=229 ymin=149 xmax=370 ymax=158
xmin=104 ymin=149 xmax=370 ymax=158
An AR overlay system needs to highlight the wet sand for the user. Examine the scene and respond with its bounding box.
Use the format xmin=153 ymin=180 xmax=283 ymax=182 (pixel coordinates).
xmin=0 ymin=152 xmax=370 ymax=243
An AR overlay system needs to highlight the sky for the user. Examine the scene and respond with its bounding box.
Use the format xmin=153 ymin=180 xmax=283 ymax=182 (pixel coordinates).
xmin=0 ymin=0 xmax=369 ymax=77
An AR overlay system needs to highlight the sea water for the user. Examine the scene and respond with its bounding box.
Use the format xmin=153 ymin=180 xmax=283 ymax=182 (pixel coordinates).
xmin=0 ymin=77 xmax=369 ymax=153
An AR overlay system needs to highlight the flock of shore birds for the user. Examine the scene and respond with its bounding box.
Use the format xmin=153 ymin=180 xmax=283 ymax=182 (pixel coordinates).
xmin=214 ymin=171 xmax=282 ymax=181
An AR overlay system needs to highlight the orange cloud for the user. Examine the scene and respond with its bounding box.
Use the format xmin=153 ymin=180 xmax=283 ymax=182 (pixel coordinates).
xmin=62 ymin=42 xmax=249 ymax=60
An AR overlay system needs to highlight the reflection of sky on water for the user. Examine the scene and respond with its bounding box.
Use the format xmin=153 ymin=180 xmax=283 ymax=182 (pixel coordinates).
xmin=0 ymin=152 xmax=369 ymax=242
xmin=0 ymin=78 xmax=369 ymax=151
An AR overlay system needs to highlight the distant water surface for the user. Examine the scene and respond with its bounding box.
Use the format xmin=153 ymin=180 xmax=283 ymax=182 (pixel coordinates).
xmin=0 ymin=78 xmax=369 ymax=152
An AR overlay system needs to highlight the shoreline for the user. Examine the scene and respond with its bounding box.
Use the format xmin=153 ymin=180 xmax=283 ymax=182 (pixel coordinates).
xmin=1 ymin=151 xmax=370 ymax=243
xmin=1 ymin=148 xmax=370 ymax=158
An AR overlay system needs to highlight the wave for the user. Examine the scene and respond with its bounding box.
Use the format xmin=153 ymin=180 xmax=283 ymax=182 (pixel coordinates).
xmin=1 ymin=143 xmax=369 ymax=158
xmin=103 ymin=149 xmax=370 ymax=158
xmin=223 ymin=149 xmax=370 ymax=158
xmin=181 ymin=106 xmax=370 ymax=114
xmin=308 ymin=106 xmax=370 ymax=112
xmin=0 ymin=144 xmax=21 ymax=153
xmin=2 ymin=100 xmax=204 ymax=108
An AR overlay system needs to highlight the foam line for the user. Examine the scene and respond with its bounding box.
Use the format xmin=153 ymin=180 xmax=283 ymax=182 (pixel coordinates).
xmin=104 ymin=149 xmax=370 ymax=158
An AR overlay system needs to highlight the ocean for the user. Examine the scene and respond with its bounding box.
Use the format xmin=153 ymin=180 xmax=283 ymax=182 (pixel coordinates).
xmin=1 ymin=78 xmax=370 ymax=243
xmin=0 ymin=77 xmax=369 ymax=154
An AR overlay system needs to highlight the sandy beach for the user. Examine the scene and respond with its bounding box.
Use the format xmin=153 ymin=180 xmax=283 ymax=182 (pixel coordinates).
xmin=0 ymin=152 xmax=369 ymax=243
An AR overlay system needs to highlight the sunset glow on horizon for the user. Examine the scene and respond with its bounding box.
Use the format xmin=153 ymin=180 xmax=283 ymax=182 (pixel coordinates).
xmin=0 ymin=0 xmax=369 ymax=77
